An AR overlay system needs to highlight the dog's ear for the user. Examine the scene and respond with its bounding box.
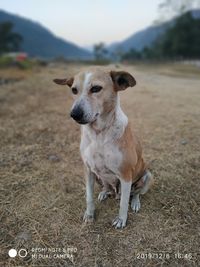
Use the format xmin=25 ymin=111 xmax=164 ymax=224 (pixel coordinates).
xmin=53 ymin=77 xmax=74 ymax=87
xmin=110 ymin=71 xmax=136 ymax=91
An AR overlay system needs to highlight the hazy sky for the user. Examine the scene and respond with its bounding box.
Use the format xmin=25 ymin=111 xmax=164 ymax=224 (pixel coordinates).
xmin=0 ymin=0 xmax=162 ymax=47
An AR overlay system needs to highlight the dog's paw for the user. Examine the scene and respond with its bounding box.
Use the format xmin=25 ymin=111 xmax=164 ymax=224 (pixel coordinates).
xmin=98 ymin=191 xmax=109 ymax=202
xmin=131 ymin=194 xmax=141 ymax=213
xmin=83 ymin=211 xmax=95 ymax=223
xmin=115 ymin=193 xmax=121 ymax=200
xmin=112 ymin=216 xmax=127 ymax=229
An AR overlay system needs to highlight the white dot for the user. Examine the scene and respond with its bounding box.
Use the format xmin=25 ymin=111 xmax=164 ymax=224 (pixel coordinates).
xmin=8 ymin=249 xmax=17 ymax=258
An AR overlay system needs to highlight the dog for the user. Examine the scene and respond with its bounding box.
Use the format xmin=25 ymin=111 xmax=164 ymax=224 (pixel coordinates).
xmin=53 ymin=67 xmax=153 ymax=229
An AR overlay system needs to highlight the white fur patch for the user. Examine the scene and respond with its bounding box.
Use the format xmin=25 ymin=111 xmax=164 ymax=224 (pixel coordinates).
xmin=115 ymin=96 xmax=128 ymax=132
xmin=80 ymin=96 xmax=128 ymax=192
xmin=83 ymin=72 xmax=92 ymax=91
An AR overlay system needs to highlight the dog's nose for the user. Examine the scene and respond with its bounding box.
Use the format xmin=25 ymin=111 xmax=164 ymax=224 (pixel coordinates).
xmin=70 ymin=107 xmax=84 ymax=122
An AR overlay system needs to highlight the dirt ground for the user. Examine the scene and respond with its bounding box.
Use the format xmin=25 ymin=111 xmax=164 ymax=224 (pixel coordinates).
xmin=0 ymin=63 xmax=200 ymax=267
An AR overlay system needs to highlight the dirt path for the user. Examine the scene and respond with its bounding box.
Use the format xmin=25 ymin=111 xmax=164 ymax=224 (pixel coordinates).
xmin=0 ymin=64 xmax=200 ymax=266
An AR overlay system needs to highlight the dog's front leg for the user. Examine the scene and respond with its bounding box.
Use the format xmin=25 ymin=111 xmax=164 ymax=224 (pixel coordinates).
xmin=112 ymin=180 xmax=132 ymax=229
xmin=83 ymin=168 xmax=96 ymax=223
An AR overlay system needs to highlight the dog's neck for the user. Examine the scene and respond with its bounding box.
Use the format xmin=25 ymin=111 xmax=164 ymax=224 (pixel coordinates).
xmin=85 ymin=96 xmax=128 ymax=140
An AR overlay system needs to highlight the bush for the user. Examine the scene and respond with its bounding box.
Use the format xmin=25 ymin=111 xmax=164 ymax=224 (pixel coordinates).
xmin=0 ymin=55 xmax=13 ymax=67
xmin=0 ymin=55 xmax=37 ymax=69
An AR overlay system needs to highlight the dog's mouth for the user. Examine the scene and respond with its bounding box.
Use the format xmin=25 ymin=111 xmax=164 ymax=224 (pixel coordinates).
xmin=76 ymin=113 xmax=100 ymax=125
xmin=73 ymin=113 xmax=100 ymax=125
xmin=76 ymin=120 xmax=89 ymax=125
xmin=95 ymin=112 xmax=100 ymax=118
xmin=92 ymin=113 xmax=100 ymax=123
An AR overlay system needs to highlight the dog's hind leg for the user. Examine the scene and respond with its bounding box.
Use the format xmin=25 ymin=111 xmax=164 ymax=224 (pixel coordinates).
xmin=98 ymin=181 xmax=112 ymax=202
xmin=131 ymin=194 xmax=141 ymax=213
xmin=98 ymin=189 xmax=110 ymax=202
xmin=98 ymin=179 xmax=120 ymax=202
xmin=131 ymin=170 xmax=153 ymax=213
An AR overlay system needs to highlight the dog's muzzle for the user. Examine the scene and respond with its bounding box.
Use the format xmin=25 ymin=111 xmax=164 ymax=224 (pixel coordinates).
xmin=70 ymin=107 xmax=88 ymax=124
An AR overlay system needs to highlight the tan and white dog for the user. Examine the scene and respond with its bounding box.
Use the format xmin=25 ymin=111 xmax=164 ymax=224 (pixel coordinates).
xmin=54 ymin=67 xmax=153 ymax=229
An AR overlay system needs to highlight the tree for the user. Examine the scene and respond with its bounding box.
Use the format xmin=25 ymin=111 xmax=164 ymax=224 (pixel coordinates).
xmin=0 ymin=22 xmax=23 ymax=54
xmin=157 ymin=0 xmax=200 ymax=22
xmin=122 ymin=11 xmax=200 ymax=61
xmin=93 ymin=42 xmax=108 ymax=61
xmin=156 ymin=12 xmax=200 ymax=59
xmin=121 ymin=48 xmax=142 ymax=61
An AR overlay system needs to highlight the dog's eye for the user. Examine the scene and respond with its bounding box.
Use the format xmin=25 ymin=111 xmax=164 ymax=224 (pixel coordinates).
xmin=72 ymin=87 xmax=78 ymax=95
xmin=90 ymin=86 xmax=102 ymax=93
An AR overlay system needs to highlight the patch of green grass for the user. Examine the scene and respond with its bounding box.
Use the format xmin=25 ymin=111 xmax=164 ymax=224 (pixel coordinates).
xmin=0 ymin=56 xmax=13 ymax=67
xmin=16 ymin=59 xmax=36 ymax=70
xmin=0 ymin=55 xmax=38 ymax=69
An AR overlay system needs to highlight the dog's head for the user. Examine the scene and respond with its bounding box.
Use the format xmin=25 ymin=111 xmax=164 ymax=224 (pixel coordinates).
xmin=53 ymin=68 xmax=136 ymax=125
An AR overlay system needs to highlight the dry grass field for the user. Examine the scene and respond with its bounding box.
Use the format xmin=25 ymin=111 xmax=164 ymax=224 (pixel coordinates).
xmin=0 ymin=63 xmax=200 ymax=267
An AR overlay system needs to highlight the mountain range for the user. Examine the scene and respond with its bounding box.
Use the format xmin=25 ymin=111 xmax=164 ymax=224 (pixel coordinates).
xmin=1 ymin=9 xmax=200 ymax=59
xmin=0 ymin=10 xmax=92 ymax=59
xmin=108 ymin=9 xmax=200 ymax=54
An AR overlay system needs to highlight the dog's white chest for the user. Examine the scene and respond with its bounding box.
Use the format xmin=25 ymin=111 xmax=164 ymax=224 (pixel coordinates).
xmin=80 ymin=106 xmax=128 ymax=184
xmin=81 ymin=139 xmax=122 ymax=181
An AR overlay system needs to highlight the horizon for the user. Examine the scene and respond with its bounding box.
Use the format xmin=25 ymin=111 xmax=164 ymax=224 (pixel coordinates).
xmin=0 ymin=0 xmax=163 ymax=48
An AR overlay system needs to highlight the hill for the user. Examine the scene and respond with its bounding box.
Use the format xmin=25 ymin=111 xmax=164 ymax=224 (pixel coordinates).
xmin=108 ymin=9 xmax=200 ymax=54
xmin=0 ymin=10 xmax=92 ymax=59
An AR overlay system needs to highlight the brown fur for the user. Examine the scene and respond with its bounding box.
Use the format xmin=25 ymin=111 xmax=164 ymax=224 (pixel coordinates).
xmin=117 ymin=123 xmax=146 ymax=182
xmin=110 ymin=71 xmax=136 ymax=91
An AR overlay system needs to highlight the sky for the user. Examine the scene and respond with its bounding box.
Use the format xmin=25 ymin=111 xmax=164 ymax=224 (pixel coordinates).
xmin=0 ymin=0 xmax=162 ymax=47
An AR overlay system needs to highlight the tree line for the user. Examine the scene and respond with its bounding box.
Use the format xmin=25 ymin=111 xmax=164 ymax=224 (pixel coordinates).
xmin=94 ymin=11 xmax=200 ymax=61
xmin=1 ymin=11 xmax=200 ymax=61
xmin=122 ymin=11 xmax=200 ymax=61
xmin=0 ymin=22 xmax=23 ymax=54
